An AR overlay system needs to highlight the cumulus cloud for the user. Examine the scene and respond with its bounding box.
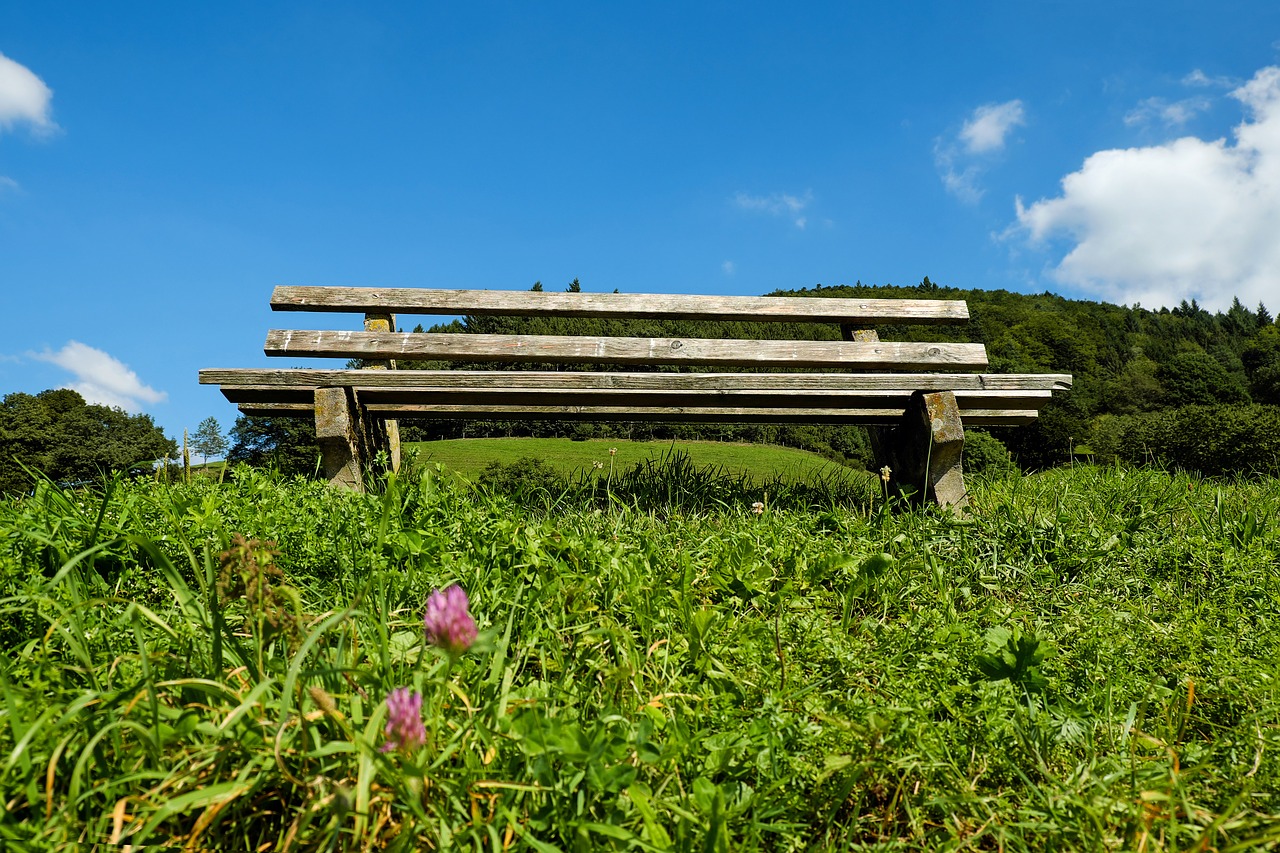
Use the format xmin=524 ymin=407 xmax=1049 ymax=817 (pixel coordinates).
xmin=1015 ymin=65 xmax=1280 ymax=312
xmin=733 ymin=190 xmax=812 ymax=228
xmin=960 ymin=100 xmax=1026 ymax=153
xmin=937 ymin=100 xmax=1026 ymax=202
xmin=32 ymin=341 xmax=167 ymax=412
xmin=0 ymin=52 xmax=56 ymax=134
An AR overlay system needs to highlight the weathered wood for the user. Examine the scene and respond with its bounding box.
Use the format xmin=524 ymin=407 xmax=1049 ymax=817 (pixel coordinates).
xmin=264 ymin=330 xmax=990 ymax=370
xmin=201 ymin=367 xmax=1072 ymax=393
xmin=238 ymin=400 xmax=1040 ymax=426
xmin=217 ymin=383 xmax=1051 ymax=410
xmin=272 ymin=286 xmax=971 ymax=325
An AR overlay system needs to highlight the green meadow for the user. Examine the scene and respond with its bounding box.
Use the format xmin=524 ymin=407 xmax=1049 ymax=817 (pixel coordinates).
xmin=2 ymin=457 xmax=1280 ymax=851
xmin=406 ymin=437 xmax=857 ymax=482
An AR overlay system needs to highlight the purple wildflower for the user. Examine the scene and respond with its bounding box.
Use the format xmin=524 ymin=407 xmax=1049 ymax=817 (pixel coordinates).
xmin=423 ymin=585 xmax=477 ymax=657
xmin=381 ymin=687 xmax=425 ymax=753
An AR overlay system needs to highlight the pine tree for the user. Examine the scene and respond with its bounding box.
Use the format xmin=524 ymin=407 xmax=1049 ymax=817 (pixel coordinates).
xmin=191 ymin=416 xmax=229 ymax=465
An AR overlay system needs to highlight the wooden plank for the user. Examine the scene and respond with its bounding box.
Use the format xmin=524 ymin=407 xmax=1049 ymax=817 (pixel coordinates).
xmin=201 ymin=368 xmax=1072 ymax=393
xmin=236 ymin=400 xmax=1040 ymax=426
xmin=271 ymin=286 xmax=971 ymax=324
xmin=217 ymin=384 xmax=1051 ymax=410
xmin=263 ymin=330 xmax=990 ymax=370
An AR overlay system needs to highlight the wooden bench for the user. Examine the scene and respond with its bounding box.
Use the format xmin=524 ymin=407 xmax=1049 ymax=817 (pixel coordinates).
xmin=199 ymin=286 xmax=1072 ymax=507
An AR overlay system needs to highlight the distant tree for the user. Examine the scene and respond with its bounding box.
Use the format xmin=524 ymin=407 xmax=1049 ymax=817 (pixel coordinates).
xmin=190 ymin=416 xmax=229 ymax=464
xmin=0 ymin=389 xmax=176 ymax=495
xmin=227 ymin=415 xmax=321 ymax=476
xmin=1242 ymin=326 xmax=1280 ymax=405
xmin=1157 ymin=350 xmax=1251 ymax=406
xmin=566 ymin=278 xmax=581 ymax=293
xmin=530 ymin=281 xmax=543 ymax=292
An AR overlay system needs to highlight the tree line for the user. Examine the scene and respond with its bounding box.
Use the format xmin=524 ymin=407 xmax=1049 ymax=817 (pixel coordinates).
xmin=0 ymin=389 xmax=176 ymax=494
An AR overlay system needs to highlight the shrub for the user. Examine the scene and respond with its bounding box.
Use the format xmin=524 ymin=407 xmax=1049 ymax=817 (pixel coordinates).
xmin=1101 ymin=404 xmax=1280 ymax=475
xmin=476 ymin=455 xmax=566 ymax=499
xmin=963 ymin=429 xmax=1017 ymax=475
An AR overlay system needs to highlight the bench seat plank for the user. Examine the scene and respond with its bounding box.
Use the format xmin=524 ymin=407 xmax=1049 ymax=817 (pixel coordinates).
xmin=271 ymin=286 xmax=971 ymax=324
xmin=264 ymin=330 xmax=990 ymax=370
xmin=234 ymin=400 xmax=1040 ymax=426
xmin=200 ymin=368 xmax=1072 ymax=393
xmin=214 ymin=384 xmax=1051 ymax=410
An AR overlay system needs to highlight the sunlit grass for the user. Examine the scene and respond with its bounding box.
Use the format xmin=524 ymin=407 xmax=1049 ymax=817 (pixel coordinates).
xmin=406 ymin=436 xmax=856 ymax=481
xmin=2 ymin=462 xmax=1279 ymax=850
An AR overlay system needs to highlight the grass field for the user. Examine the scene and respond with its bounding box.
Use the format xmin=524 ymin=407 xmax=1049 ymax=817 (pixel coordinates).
xmin=406 ymin=437 xmax=857 ymax=482
xmin=3 ymin=461 xmax=1280 ymax=850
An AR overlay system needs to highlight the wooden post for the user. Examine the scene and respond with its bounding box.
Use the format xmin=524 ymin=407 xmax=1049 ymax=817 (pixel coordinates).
xmin=842 ymin=325 xmax=967 ymax=511
xmin=363 ymin=312 xmax=401 ymax=473
xmin=315 ymin=387 xmax=364 ymax=490
xmin=842 ymin=325 xmax=893 ymax=484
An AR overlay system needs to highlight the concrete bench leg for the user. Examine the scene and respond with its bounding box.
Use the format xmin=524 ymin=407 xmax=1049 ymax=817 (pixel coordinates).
xmin=314 ymin=386 xmax=400 ymax=491
xmin=315 ymin=387 xmax=366 ymax=490
xmin=873 ymin=390 xmax=969 ymax=511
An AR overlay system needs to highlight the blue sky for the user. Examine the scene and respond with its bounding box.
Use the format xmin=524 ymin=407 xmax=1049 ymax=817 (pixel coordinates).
xmin=3 ymin=1 xmax=1280 ymax=444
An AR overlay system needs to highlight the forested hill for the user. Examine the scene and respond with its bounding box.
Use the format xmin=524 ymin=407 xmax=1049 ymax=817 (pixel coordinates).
xmin=396 ymin=278 xmax=1280 ymax=474
xmin=760 ymin=279 xmax=1280 ymax=469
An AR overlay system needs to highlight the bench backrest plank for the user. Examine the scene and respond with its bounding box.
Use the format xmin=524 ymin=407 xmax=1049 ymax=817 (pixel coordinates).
xmin=271 ymin=285 xmax=971 ymax=324
xmin=264 ymin=330 xmax=989 ymax=370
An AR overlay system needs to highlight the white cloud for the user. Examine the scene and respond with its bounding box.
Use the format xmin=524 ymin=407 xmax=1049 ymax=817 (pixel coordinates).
xmin=1183 ymin=69 xmax=1237 ymax=89
xmin=942 ymin=160 xmax=988 ymax=204
xmin=1124 ymin=95 xmax=1212 ymax=128
xmin=960 ymin=100 xmax=1025 ymax=154
xmin=721 ymin=260 xmax=735 ymax=276
xmin=0 ymin=52 xmax=56 ymax=134
xmin=0 ymin=175 xmax=18 ymax=194
xmin=1015 ymin=65 xmax=1280 ymax=312
xmin=31 ymin=341 xmax=167 ymax=412
xmin=937 ymin=100 xmax=1026 ymax=203
xmin=733 ymin=190 xmax=812 ymax=228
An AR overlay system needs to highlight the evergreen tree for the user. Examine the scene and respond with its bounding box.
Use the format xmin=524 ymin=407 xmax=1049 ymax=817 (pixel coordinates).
xmin=190 ymin=416 xmax=229 ymax=464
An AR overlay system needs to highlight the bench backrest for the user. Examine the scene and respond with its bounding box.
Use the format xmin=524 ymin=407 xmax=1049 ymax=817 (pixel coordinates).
xmin=264 ymin=286 xmax=988 ymax=371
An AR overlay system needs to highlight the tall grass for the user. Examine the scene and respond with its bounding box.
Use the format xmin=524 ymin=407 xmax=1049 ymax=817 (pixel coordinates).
xmin=1 ymin=462 xmax=1279 ymax=850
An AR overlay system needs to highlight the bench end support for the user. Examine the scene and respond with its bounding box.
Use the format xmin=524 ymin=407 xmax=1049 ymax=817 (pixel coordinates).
xmin=875 ymin=389 xmax=969 ymax=511
xmin=315 ymin=387 xmax=365 ymax=491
